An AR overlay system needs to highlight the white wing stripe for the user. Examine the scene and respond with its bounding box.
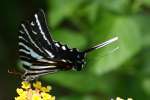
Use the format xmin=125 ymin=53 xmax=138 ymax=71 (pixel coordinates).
xmin=19 ymin=30 xmax=24 ymax=34
xmin=44 ymin=49 xmax=54 ymax=58
xmin=55 ymin=43 xmax=60 ymax=47
xmin=37 ymin=59 xmax=55 ymax=63
xmin=31 ymin=21 xmax=35 ymax=26
xmin=35 ymin=14 xmax=51 ymax=45
xmin=19 ymin=42 xmax=30 ymax=51
xmin=21 ymin=61 xmax=32 ymax=66
xmin=19 ymin=36 xmax=28 ymax=42
xmin=62 ymin=46 xmax=66 ymax=50
xmin=32 ymin=30 xmax=38 ymax=35
xmin=31 ymin=65 xmax=57 ymax=69
xmin=19 ymin=49 xmax=30 ymax=54
xmin=21 ymin=24 xmax=44 ymax=54
xmin=30 ymin=50 xmax=42 ymax=59
xmin=19 ymin=42 xmax=42 ymax=59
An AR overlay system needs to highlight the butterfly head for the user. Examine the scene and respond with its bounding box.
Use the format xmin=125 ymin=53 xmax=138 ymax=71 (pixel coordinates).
xmin=71 ymin=49 xmax=86 ymax=71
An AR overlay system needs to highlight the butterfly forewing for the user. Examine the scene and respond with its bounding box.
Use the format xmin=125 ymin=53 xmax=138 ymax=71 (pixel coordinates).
xmin=30 ymin=9 xmax=53 ymax=45
xmin=19 ymin=10 xmax=57 ymax=80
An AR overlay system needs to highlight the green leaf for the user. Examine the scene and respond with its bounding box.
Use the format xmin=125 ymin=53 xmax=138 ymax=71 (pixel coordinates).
xmin=58 ymin=95 xmax=98 ymax=100
xmin=134 ymin=15 xmax=150 ymax=47
xmin=48 ymin=0 xmax=84 ymax=27
xmin=87 ymin=16 xmax=142 ymax=75
xmin=42 ymin=71 xmax=116 ymax=94
xmin=52 ymin=29 xmax=87 ymax=49
xmin=82 ymin=1 xmax=100 ymax=25
xmin=42 ymin=72 xmax=100 ymax=92
xmin=142 ymin=78 xmax=150 ymax=95
xmin=142 ymin=0 xmax=150 ymax=6
xmin=99 ymin=0 xmax=131 ymax=13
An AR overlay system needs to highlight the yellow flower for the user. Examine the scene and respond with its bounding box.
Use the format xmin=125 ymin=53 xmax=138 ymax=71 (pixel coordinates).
xmin=15 ymin=81 xmax=55 ymax=100
xmin=15 ymin=88 xmax=27 ymax=100
xmin=32 ymin=94 xmax=41 ymax=100
xmin=51 ymin=96 xmax=55 ymax=100
xmin=116 ymin=97 xmax=124 ymax=100
xmin=41 ymin=86 xmax=52 ymax=92
xmin=15 ymin=96 xmax=26 ymax=100
xmin=15 ymin=93 xmax=27 ymax=100
xmin=127 ymin=98 xmax=133 ymax=100
xmin=16 ymin=88 xmax=24 ymax=96
xmin=21 ymin=81 xmax=31 ymax=89
xmin=41 ymin=92 xmax=55 ymax=100
xmin=115 ymin=97 xmax=133 ymax=100
xmin=33 ymin=81 xmax=42 ymax=89
xmin=41 ymin=92 xmax=52 ymax=100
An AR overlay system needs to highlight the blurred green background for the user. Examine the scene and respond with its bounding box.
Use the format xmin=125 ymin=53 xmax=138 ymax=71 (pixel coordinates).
xmin=0 ymin=0 xmax=150 ymax=100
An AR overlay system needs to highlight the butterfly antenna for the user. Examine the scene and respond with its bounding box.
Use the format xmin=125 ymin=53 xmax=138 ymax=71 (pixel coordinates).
xmin=84 ymin=37 xmax=118 ymax=53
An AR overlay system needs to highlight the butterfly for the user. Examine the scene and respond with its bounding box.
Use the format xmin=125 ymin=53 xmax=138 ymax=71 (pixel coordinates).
xmin=18 ymin=9 xmax=118 ymax=81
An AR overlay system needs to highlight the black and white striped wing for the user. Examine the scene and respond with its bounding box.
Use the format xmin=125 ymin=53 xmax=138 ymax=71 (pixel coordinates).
xmin=18 ymin=10 xmax=57 ymax=74
xmin=18 ymin=9 xmax=85 ymax=81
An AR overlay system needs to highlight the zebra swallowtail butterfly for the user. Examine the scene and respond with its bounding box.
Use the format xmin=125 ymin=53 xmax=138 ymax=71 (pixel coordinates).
xmin=18 ymin=9 xmax=118 ymax=81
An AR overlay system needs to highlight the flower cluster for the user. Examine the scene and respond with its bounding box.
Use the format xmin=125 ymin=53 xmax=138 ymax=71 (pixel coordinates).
xmin=15 ymin=81 xmax=55 ymax=100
